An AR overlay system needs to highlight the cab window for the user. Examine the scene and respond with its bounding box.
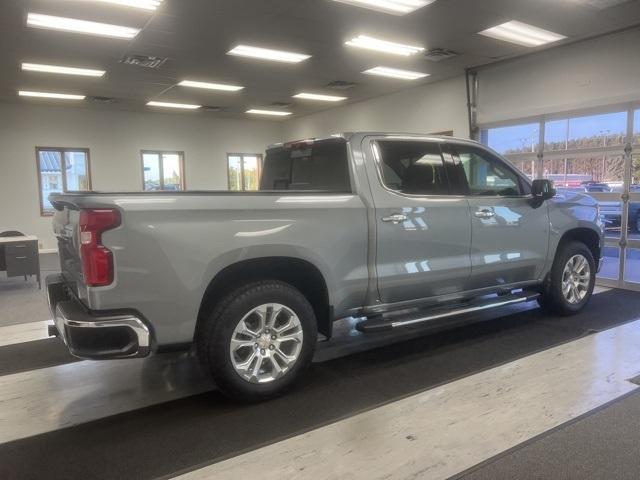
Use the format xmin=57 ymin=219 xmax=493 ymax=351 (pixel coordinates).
xmin=376 ymin=140 xmax=449 ymax=195
xmin=449 ymin=146 xmax=527 ymax=197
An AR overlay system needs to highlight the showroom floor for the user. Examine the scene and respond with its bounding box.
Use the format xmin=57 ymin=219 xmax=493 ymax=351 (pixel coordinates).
xmin=1 ymin=255 xmax=640 ymax=479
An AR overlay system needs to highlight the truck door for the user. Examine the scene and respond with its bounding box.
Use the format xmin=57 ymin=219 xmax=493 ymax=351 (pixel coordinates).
xmin=363 ymin=137 xmax=472 ymax=305
xmin=443 ymin=143 xmax=550 ymax=290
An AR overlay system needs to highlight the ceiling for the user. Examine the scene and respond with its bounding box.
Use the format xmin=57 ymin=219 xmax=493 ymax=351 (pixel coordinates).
xmin=1 ymin=0 xmax=640 ymax=120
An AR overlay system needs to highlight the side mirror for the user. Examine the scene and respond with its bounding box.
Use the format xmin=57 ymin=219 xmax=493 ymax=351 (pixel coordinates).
xmin=530 ymin=179 xmax=556 ymax=206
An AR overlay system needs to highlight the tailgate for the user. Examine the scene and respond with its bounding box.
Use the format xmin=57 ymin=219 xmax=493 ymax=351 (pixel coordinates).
xmin=51 ymin=203 xmax=86 ymax=300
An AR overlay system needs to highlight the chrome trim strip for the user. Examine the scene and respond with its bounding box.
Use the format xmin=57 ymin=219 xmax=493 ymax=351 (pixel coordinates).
xmin=389 ymin=294 xmax=538 ymax=329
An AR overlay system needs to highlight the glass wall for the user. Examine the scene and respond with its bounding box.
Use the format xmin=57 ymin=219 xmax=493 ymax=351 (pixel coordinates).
xmin=481 ymin=105 xmax=640 ymax=290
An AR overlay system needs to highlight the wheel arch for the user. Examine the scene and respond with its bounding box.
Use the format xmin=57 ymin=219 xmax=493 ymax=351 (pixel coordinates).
xmin=558 ymin=227 xmax=602 ymax=264
xmin=196 ymin=256 xmax=333 ymax=339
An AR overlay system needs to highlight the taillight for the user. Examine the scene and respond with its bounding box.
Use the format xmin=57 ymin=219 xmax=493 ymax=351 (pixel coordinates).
xmin=79 ymin=209 xmax=121 ymax=287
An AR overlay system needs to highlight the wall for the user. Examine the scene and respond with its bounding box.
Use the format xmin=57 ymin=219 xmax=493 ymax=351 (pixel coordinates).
xmin=283 ymin=75 xmax=469 ymax=141
xmin=0 ymin=103 xmax=283 ymax=250
xmin=477 ymin=28 xmax=640 ymax=125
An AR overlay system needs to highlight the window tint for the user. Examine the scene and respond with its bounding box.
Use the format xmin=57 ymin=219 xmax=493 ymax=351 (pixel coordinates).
xmin=376 ymin=141 xmax=449 ymax=195
xmin=260 ymin=138 xmax=350 ymax=191
xmin=451 ymin=146 xmax=524 ymax=197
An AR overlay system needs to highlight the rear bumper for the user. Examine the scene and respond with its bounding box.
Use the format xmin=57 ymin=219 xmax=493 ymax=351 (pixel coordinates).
xmin=46 ymin=274 xmax=150 ymax=360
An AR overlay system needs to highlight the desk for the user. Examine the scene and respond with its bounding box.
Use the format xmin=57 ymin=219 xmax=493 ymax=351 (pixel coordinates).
xmin=0 ymin=236 xmax=41 ymax=289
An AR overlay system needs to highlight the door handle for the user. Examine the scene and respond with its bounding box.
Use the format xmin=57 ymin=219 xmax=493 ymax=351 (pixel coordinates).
xmin=474 ymin=209 xmax=495 ymax=219
xmin=381 ymin=214 xmax=408 ymax=224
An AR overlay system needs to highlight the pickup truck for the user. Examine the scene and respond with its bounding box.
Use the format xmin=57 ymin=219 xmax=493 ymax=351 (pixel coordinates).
xmin=47 ymin=133 xmax=604 ymax=402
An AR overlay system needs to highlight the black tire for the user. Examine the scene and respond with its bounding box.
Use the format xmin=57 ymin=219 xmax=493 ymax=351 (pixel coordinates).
xmin=537 ymin=241 xmax=596 ymax=316
xmin=197 ymin=280 xmax=317 ymax=402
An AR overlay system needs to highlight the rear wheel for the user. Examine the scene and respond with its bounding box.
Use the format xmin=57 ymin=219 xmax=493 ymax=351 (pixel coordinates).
xmin=197 ymin=280 xmax=317 ymax=402
xmin=538 ymin=241 xmax=596 ymax=316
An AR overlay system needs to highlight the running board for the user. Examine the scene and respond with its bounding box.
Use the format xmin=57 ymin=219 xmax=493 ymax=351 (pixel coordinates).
xmin=356 ymin=291 xmax=540 ymax=333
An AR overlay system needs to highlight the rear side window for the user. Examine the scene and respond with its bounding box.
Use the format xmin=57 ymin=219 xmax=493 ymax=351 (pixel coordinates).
xmin=375 ymin=140 xmax=449 ymax=195
xmin=260 ymin=138 xmax=351 ymax=191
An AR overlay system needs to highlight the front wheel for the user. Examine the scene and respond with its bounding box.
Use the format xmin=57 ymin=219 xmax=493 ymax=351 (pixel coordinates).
xmin=538 ymin=241 xmax=596 ymax=316
xmin=197 ymin=280 xmax=317 ymax=402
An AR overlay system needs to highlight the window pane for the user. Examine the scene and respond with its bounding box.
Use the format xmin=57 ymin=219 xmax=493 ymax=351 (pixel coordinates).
xmin=376 ymin=141 xmax=448 ymax=195
xmin=481 ymin=123 xmax=539 ymax=155
xmin=64 ymin=151 xmax=90 ymax=191
xmin=625 ymin=249 xmax=640 ymax=284
xmin=260 ymin=138 xmax=350 ymax=191
xmin=143 ymin=153 xmax=161 ymax=191
xmin=242 ymin=155 xmax=260 ymax=191
xmin=38 ymin=150 xmax=62 ymax=213
xmin=454 ymin=147 xmax=521 ymax=196
xmin=508 ymin=158 xmax=536 ymax=179
xmin=544 ymin=112 xmax=627 ymax=151
xmin=228 ymin=155 xmax=242 ymax=191
xmin=598 ymin=246 xmax=620 ymax=280
xmin=162 ymin=154 xmax=182 ymax=191
xmin=634 ymin=109 xmax=640 ymax=145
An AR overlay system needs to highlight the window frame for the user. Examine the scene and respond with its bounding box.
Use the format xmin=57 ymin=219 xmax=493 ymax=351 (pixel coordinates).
xmin=227 ymin=153 xmax=263 ymax=191
xmin=446 ymin=143 xmax=531 ymax=198
xmin=371 ymin=138 xmax=452 ymax=198
xmin=141 ymin=150 xmax=186 ymax=192
xmin=36 ymin=146 xmax=92 ymax=217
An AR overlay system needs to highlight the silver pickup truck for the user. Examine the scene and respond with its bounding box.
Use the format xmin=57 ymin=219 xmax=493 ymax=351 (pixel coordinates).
xmin=47 ymin=133 xmax=604 ymax=401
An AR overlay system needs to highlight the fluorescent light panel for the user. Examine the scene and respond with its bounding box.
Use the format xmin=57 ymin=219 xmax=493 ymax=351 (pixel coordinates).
xmin=228 ymin=45 xmax=310 ymax=63
xmin=246 ymin=109 xmax=292 ymax=116
xmin=91 ymin=0 xmax=163 ymax=10
xmin=178 ymin=80 xmax=244 ymax=91
xmin=363 ymin=66 xmax=429 ymax=80
xmin=22 ymin=63 xmax=105 ymax=77
xmin=332 ymin=0 xmax=435 ymax=15
xmin=27 ymin=13 xmax=139 ymax=39
xmin=346 ymin=35 xmax=424 ymax=56
xmin=293 ymin=92 xmax=347 ymax=102
xmin=19 ymin=90 xmax=85 ymax=100
xmin=479 ymin=21 xmax=566 ymax=47
xmin=147 ymin=101 xmax=201 ymax=109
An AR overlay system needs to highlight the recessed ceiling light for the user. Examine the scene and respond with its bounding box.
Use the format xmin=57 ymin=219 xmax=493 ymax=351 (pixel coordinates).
xmin=363 ymin=66 xmax=429 ymax=80
xmin=21 ymin=63 xmax=105 ymax=77
xmin=91 ymin=0 xmax=163 ymax=11
xmin=331 ymin=0 xmax=435 ymax=15
xmin=246 ymin=109 xmax=292 ymax=116
xmin=178 ymin=80 xmax=244 ymax=92
xmin=19 ymin=90 xmax=86 ymax=100
xmin=478 ymin=21 xmax=566 ymax=47
xmin=228 ymin=45 xmax=311 ymax=63
xmin=147 ymin=101 xmax=201 ymax=109
xmin=293 ymin=92 xmax=347 ymax=102
xmin=27 ymin=13 xmax=139 ymax=39
xmin=345 ymin=35 xmax=424 ymax=56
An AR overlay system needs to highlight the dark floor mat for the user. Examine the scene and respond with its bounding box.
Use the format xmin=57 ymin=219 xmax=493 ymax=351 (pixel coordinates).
xmin=454 ymin=390 xmax=640 ymax=480
xmin=0 ymin=338 xmax=79 ymax=376
xmin=1 ymin=289 xmax=639 ymax=480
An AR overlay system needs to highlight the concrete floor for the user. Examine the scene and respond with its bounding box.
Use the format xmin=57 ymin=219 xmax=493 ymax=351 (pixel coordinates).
xmin=0 ymin=253 xmax=58 ymax=327
xmin=1 ymin=288 xmax=640 ymax=479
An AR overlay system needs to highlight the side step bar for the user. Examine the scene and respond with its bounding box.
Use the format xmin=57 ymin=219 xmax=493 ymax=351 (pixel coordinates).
xmin=356 ymin=290 xmax=540 ymax=333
